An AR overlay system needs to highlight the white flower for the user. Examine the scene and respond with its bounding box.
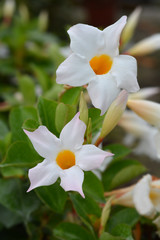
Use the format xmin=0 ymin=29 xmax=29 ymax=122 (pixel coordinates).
xmin=119 ymin=111 xmax=160 ymax=160
xmin=106 ymin=174 xmax=160 ymax=218
xmin=24 ymin=113 xmax=112 ymax=198
xmin=56 ymin=16 xmax=139 ymax=115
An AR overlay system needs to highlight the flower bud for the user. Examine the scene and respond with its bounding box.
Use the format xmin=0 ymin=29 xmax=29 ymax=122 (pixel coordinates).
xmin=3 ymin=0 xmax=15 ymax=18
xmin=121 ymin=7 xmax=142 ymax=47
xmin=127 ymin=99 xmax=160 ymax=128
xmin=99 ymin=90 xmax=128 ymax=139
xmin=79 ymin=91 xmax=88 ymax=126
xmin=129 ymin=87 xmax=160 ymax=100
xmin=127 ymin=34 xmax=160 ymax=56
xmin=19 ymin=4 xmax=29 ymax=22
xmin=38 ymin=11 xmax=48 ymax=31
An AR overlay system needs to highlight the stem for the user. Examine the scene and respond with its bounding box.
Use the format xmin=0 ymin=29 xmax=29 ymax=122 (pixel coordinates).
xmin=133 ymin=222 xmax=141 ymax=240
xmin=94 ymin=137 xmax=103 ymax=147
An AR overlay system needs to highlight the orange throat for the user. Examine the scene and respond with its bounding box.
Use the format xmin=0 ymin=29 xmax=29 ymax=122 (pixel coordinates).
xmin=56 ymin=150 xmax=75 ymax=170
xmin=89 ymin=54 xmax=113 ymax=75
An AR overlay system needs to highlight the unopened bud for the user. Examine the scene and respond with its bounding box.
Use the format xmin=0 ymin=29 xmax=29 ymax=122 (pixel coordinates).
xmin=99 ymin=197 xmax=113 ymax=236
xmin=19 ymin=4 xmax=29 ymax=22
xmin=127 ymin=99 xmax=160 ymax=128
xmin=38 ymin=11 xmax=48 ymax=31
xmin=79 ymin=91 xmax=88 ymax=126
xmin=129 ymin=87 xmax=160 ymax=100
xmin=3 ymin=0 xmax=15 ymax=19
xmin=99 ymin=90 xmax=128 ymax=139
xmin=121 ymin=7 xmax=142 ymax=47
xmin=127 ymin=34 xmax=160 ymax=56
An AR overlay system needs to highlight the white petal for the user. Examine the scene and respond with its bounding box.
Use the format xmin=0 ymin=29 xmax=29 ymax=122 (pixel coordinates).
xmin=60 ymin=112 xmax=86 ymax=150
xmin=68 ymin=24 xmax=105 ymax=60
xmin=103 ymin=16 xmax=127 ymax=57
xmin=60 ymin=165 xmax=84 ymax=197
xmin=111 ymin=54 xmax=139 ymax=92
xmin=150 ymin=188 xmax=160 ymax=212
xmin=24 ymin=126 xmax=61 ymax=159
xmin=87 ymin=74 xmax=120 ymax=115
xmin=133 ymin=174 xmax=156 ymax=218
xmin=56 ymin=53 xmax=95 ymax=86
xmin=76 ymin=144 xmax=113 ymax=171
xmin=27 ymin=159 xmax=60 ymax=192
xmin=114 ymin=191 xmax=134 ymax=207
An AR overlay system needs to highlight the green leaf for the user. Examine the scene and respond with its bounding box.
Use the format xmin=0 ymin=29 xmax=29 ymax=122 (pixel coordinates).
xmin=0 ymin=178 xmax=40 ymax=222
xmin=103 ymin=144 xmax=131 ymax=160
xmin=88 ymin=108 xmax=104 ymax=133
xmin=1 ymin=166 xmax=25 ymax=178
xmin=99 ymin=232 xmax=124 ymax=240
xmin=17 ymin=75 xmax=36 ymax=104
xmin=31 ymin=65 xmax=52 ymax=92
xmin=37 ymin=96 xmax=58 ymax=136
xmin=23 ymin=119 xmax=40 ymax=131
xmin=83 ymin=172 xmax=105 ymax=202
xmin=9 ymin=106 xmax=39 ymax=142
xmin=53 ymin=222 xmax=95 ymax=240
xmin=1 ymin=141 xmax=41 ymax=167
xmin=0 ymin=204 xmax=22 ymax=228
xmin=35 ymin=181 xmax=67 ymax=213
xmin=61 ymin=87 xmax=82 ymax=105
xmin=55 ymin=103 xmax=77 ymax=133
xmin=107 ymin=208 xmax=140 ymax=232
xmin=0 ymin=120 xmax=8 ymax=139
xmin=111 ymin=223 xmax=133 ymax=239
xmin=70 ymin=193 xmax=101 ymax=231
xmin=102 ymin=159 xmax=147 ymax=191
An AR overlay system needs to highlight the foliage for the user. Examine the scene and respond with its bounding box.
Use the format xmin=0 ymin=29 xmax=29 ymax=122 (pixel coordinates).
xmin=0 ymin=2 xmax=159 ymax=240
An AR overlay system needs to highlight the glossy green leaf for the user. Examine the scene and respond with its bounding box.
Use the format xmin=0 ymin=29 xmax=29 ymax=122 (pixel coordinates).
xmin=9 ymin=106 xmax=39 ymax=142
xmin=61 ymin=87 xmax=82 ymax=105
xmin=99 ymin=232 xmax=124 ymax=240
xmin=23 ymin=119 xmax=40 ymax=131
xmin=107 ymin=208 xmax=140 ymax=233
xmin=0 ymin=178 xmax=40 ymax=222
xmin=83 ymin=171 xmax=105 ymax=202
xmin=36 ymin=181 xmax=67 ymax=213
xmin=88 ymin=108 xmax=104 ymax=133
xmin=53 ymin=222 xmax=95 ymax=240
xmin=55 ymin=103 xmax=76 ymax=133
xmin=38 ymin=96 xmax=58 ymax=135
xmin=102 ymin=159 xmax=147 ymax=191
xmin=31 ymin=65 xmax=52 ymax=92
xmin=0 ymin=120 xmax=8 ymax=139
xmin=111 ymin=223 xmax=133 ymax=239
xmin=103 ymin=144 xmax=131 ymax=161
xmin=70 ymin=193 xmax=101 ymax=231
xmin=0 ymin=204 xmax=22 ymax=228
xmin=1 ymin=141 xmax=41 ymax=167
xmin=1 ymin=166 xmax=25 ymax=178
xmin=17 ymin=75 xmax=36 ymax=104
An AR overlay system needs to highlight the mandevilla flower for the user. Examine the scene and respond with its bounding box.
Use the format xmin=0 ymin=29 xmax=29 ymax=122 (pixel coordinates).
xmin=56 ymin=16 xmax=139 ymax=115
xmin=24 ymin=113 xmax=112 ymax=198
xmin=105 ymin=174 xmax=160 ymax=218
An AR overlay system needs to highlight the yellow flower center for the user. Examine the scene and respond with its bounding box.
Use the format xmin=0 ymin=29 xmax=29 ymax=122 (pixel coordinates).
xmin=89 ymin=54 xmax=113 ymax=75
xmin=56 ymin=150 xmax=75 ymax=170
